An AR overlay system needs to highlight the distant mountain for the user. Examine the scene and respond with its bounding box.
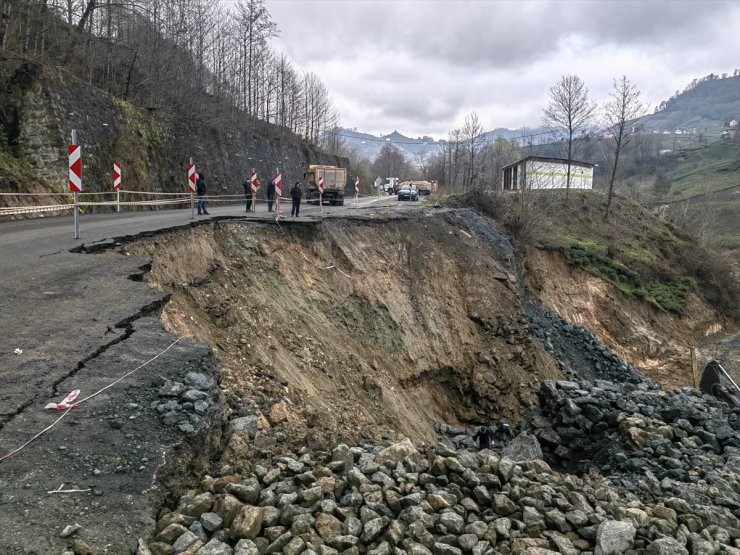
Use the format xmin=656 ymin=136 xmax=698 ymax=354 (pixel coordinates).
xmin=339 ymin=127 xmax=546 ymax=162
xmin=338 ymin=129 xmax=439 ymax=162
xmin=636 ymin=74 xmax=739 ymax=134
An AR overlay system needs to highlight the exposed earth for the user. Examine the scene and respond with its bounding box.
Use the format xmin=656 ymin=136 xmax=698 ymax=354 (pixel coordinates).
xmin=0 ymin=201 xmax=737 ymax=554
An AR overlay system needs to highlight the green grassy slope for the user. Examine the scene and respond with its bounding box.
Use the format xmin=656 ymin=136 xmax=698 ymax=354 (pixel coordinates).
xmin=449 ymin=190 xmax=738 ymax=320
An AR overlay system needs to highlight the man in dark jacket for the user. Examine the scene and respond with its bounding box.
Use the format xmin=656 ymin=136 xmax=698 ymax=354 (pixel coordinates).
xmin=290 ymin=181 xmax=302 ymax=217
xmin=196 ymin=172 xmax=208 ymax=215
xmin=266 ymin=180 xmax=276 ymax=212
xmin=242 ymin=179 xmax=254 ymax=212
xmin=473 ymin=426 xmax=495 ymax=450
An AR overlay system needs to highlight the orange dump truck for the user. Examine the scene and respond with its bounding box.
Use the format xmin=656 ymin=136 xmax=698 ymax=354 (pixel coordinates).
xmin=305 ymin=165 xmax=347 ymax=206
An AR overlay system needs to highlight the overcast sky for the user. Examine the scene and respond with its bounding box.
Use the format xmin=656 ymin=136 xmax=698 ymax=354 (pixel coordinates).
xmin=264 ymin=0 xmax=740 ymax=139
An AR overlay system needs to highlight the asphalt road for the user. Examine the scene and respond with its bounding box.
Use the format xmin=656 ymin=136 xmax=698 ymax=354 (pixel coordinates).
xmin=0 ymin=194 xmax=392 ymax=552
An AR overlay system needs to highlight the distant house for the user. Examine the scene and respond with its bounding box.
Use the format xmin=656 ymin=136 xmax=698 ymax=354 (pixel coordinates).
xmin=500 ymin=156 xmax=594 ymax=191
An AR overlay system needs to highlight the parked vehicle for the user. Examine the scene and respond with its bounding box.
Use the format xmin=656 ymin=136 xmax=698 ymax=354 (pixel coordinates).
xmin=305 ymin=165 xmax=347 ymax=205
xmin=397 ymin=184 xmax=418 ymax=201
xmin=413 ymin=181 xmax=433 ymax=196
xmin=383 ymin=177 xmax=399 ymax=195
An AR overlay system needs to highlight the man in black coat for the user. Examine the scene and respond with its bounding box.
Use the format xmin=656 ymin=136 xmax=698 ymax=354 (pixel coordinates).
xmin=473 ymin=426 xmax=495 ymax=450
xmin=196 ymin=172 xmax=208 ymax=215
xmin=266 ymin=180 xmax=276 ymax=212
xmin=290 ymin=181 xmax=303 ymax=217
xmin=242 ymin=179 xmax=254 ymax=212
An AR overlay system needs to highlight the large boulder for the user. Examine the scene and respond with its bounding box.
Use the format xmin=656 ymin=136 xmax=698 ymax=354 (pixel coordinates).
xmin=594 ymin=520 xmax=636 ymax=555
xmin=231 ymin=506 xmax=264 ymax=540
xmin=501 ymin=433 xmax=543 ymax=462
xmin=375 ymin=438 xmax=423 ymax=466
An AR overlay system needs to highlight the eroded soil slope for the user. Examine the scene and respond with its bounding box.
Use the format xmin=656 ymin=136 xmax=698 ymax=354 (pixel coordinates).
xmin=124 ymin=212 xmax=560 ymax=456
xmin=524 ymin=248 xmax=725 ymax=388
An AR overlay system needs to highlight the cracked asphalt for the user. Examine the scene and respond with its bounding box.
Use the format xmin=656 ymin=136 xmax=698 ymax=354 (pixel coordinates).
xmin=0 ymin=199 xmax=388 ymax=552
xmin=0 ymin=205 xmax=251 ymax=553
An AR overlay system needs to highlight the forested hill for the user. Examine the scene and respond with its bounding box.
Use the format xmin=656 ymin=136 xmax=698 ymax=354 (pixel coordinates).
xmin=636 ymin=74 xmax=739 ymax=133
xmin=0 ymin=0 xmax=348 ymax=200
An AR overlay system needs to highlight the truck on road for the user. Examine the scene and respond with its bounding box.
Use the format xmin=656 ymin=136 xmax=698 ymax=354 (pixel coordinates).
xmin=305 ymin=165 xmax=347 ymax=205
xmin=383 ymin=177 xmax=399 ymax=195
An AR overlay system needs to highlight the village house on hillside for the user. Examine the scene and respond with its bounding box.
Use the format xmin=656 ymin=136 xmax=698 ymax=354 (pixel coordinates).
xmin=501 ymin=156 xmax=594 ymax=191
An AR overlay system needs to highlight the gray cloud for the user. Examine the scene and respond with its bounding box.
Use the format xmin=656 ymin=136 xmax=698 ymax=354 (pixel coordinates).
xmin=265 ymin=0 xmax=739 ymax=137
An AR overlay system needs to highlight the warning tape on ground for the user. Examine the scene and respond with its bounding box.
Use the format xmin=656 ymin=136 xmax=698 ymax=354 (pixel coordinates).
xmin=0 ymin=337 xmax=182 ymax=464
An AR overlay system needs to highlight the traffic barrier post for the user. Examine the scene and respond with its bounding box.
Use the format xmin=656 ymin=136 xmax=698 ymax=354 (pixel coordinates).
xmin=250 ymin=169 xmax=258 ymax=212
xmin=69 ymin=129 xmax=82 ymax=239
xmin=318 ymin=175 xmax=324 ymax=213
xmin=113 ymin=162 xmax=122 ymax=212
xmin=274 ymin=167 xmax=282 ymax=216
xmin=188 ymin=159 xmax=196 ymax=219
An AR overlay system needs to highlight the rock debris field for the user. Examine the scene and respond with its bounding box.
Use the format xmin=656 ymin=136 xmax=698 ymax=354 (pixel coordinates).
xmin=131 ymin=379 xmax=740 ymax=555
xmin=127 ymin=357 xmax=739 ymax=555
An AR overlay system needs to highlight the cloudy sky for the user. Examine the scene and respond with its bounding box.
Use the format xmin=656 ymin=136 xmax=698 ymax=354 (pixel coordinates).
xmin=265 ymin=0 xmax=740 ymax=139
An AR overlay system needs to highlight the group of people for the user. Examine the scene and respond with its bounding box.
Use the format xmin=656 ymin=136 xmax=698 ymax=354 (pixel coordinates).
xmin=195 ymin=170 xmax=304 ymax=217
xmin=241 ymin=179 xmax=303 ymax=216
xmin=472 ymin=420 xmax=515 ymax=450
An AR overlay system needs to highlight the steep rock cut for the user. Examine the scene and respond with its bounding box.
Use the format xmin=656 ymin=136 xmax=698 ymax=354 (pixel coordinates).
xmin=123 ymin=212 xmax=561 ymax=457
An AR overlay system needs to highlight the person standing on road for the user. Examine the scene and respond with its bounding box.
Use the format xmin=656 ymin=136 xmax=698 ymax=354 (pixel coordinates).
xmin=242 ymin=179 xmax=255 ymax=212
xmin=290 ymin=181 xmax=303 ymax=217
xmin=266 ymin=179 xmax=276 ymax=212
xmin=196 ymin=172 xmax=208 ymax=215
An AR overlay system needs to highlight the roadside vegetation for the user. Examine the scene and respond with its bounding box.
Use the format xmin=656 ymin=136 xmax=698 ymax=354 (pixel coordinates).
xmin=448 ymin=189 xmax=738 ymax=320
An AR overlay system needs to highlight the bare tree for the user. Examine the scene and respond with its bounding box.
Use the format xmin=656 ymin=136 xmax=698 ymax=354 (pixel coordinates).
xmin=483 ymin=136 xmax=521 ymax=190
xmin=603 ymin=75 xmax=645 ymax=220
xmin=461 ymin=111 xmax=484 ymax=190
xmin=372 ymin=143 xmax=411 ymax=180
xmin=542 ymin=74 xmax=595 ymax=203
xmin=445 ymin=128 xmax=464 ymax=190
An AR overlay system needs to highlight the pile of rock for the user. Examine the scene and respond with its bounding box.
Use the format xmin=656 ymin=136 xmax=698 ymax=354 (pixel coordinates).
xmin=533 ymin=378 xmax=740 ymax=512
xmin=137 ymin=431 xmax=739 ymax=555
xmin=153 ymin=371 xmax=216 ymax=434
xmin=524 ymin=301 xmax=643 ymax=385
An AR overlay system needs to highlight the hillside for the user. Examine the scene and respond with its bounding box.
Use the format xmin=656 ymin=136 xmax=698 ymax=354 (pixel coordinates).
xmin=0 ymin=65 xmax=346 ymax=212
xmin=448 ymin=189 xmax=737 ymax=383
xmin=638 ymin=74 xmax=740 ymax=134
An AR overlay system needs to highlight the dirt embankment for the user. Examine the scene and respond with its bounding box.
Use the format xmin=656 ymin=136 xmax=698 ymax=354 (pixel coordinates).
xmin=124 ymin=213 xmax=560 ymax=458
xmin=524 ymin=248 xmax=726 ymax=388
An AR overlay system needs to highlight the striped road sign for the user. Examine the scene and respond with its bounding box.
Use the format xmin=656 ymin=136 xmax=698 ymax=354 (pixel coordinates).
xmin=250 ymin=169 xmax=258 ymax=193
xmin=113 ymin=162 xmax=122 ymax=189
xmin=69 ymin=144 xmax=82 ymax=192
xmin=188 ymin=163 xmax=197 ymax=192
xmin=274 ymin=168 xmax=282 ymax=196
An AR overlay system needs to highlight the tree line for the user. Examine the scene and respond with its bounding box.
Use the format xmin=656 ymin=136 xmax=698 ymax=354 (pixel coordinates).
xmin=348 ymin=73 xmax=647 ymax=219
xmin=1 ymin=0 xmax=340 ymax=144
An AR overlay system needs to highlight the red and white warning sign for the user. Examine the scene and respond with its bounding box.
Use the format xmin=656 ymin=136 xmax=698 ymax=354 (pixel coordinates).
xmin=250 ymin=169 xmax=258 ymax=194
xmin=274 ymin=168 xmax=282 ymax=197
xmin=318 ymin=176 xmax=324 ymax=195
xmin=188 ymin=163 xmax=197 ymax=192
xmin=354 ymin=176 xmax=360 ymax=194
xmin=68 ymin=144 xmax=82 ymax=192
xmin=113 ymin=162 xmax=122 ymax=189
